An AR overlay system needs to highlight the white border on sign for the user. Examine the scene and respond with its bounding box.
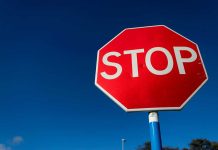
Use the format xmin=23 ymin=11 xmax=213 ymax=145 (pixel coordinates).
xmin=94 ymin=25 xmax=208 ymax=112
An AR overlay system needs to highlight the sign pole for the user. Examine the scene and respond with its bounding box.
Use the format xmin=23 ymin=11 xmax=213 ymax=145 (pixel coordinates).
xmin=149 ymin=112 xmax=162 ymax=150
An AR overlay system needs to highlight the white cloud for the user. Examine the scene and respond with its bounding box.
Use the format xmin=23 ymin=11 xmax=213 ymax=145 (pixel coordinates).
xmin=12 ymin=136 xmax=23 ymax=145
xmin=0 ymin=144 xmax=11 ymax=150
xmin=0 ymin=135 xmax=23 ymax=150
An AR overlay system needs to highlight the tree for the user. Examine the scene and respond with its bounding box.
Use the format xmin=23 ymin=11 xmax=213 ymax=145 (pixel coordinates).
xmin=137 ymin=139 xmax=218 ymax=150
xmin=211 ymin=142 xmax=218 ymax=150
xmin=137 ymin=141 xmax=151 ymax=150
xmin=137 ymin=141 xmax=178 ymax=150
xmin=190 ymin=139 xmax=212 ymax=150
xmin=162 ymin=147 xmax=179 ymax=150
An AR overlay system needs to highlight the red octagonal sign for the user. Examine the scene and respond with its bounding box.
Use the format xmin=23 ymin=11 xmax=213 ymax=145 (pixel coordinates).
xmin=95 ymin=25 xmax=208 ymax=112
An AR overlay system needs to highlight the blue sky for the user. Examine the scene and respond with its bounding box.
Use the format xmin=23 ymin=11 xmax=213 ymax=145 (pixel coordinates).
xmin=0 ymin=0 xmax=217 ymax=150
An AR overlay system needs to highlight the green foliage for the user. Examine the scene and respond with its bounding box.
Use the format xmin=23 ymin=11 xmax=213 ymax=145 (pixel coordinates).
xmin=211 ymin=142 xmax=218 ymax=150
xmin=137 ymin=141 xmax=178 ymax=150
xmin=162 ymin=147 xmax=179 ymax=150
xmin=190 ymin=139 xmax=212 ymax=150
xmin=137 ymin=139 xmax=218 ymax=150
xmin=137 ymin=141 xmax=151 ymax=150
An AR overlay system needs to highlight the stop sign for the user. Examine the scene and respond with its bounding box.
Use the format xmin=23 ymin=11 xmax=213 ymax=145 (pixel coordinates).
xmin=95 ymin=25 xmax=208 ymax=112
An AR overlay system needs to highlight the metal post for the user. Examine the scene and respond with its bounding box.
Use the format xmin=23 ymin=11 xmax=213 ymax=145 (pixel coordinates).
xmin=122 ymin=139 xmax=126 ymax=150
xmin=149 ymin=112 xmax=162 ymax=150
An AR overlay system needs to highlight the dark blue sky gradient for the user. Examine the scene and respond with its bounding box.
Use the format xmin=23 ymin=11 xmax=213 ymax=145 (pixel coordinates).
xmin=0 ymin=0 xmax=217 ymax=150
